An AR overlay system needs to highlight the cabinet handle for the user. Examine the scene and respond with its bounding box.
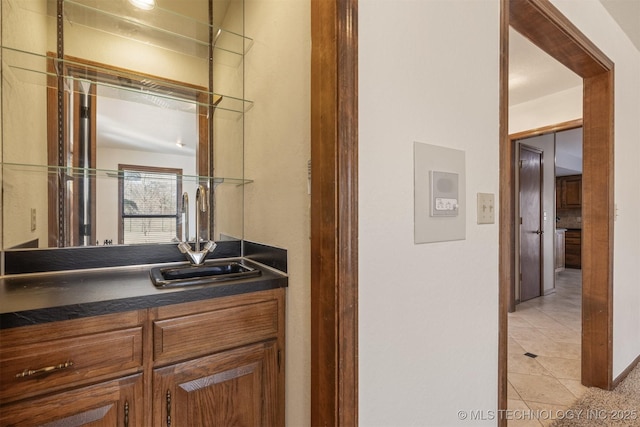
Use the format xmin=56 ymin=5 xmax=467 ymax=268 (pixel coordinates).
xmin=124 ymin=400 xmax=129 ymax=427
xmin=15 ymin=360 xmax=74 ymax=378
xmin=166 ymin=389 xmax=172 ymax=427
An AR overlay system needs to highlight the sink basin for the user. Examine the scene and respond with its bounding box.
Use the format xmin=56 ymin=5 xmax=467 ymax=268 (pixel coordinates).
xmin=150 ymin=261 xmax=261 ymax=288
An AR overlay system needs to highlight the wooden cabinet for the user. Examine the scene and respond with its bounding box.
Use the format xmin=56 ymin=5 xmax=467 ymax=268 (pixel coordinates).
xmin=153 ymin=342 xmax=279 ymax=426
xmin=0 ymin=288 xmax=285 ymax=427
xmin=0 ymin=374 xmax=143 ymax=426
xmin=151 ymin=289 xmax=285 ymax=427
xmin=565 ymin=229 xmax=582 ymax=269
xmin=555 ymin=229 xmax=565 ymax=272
xmin=556 ymin=175 xmax=582 ymax=209
xmin=0 ymin=310 xmax=145 ymax=426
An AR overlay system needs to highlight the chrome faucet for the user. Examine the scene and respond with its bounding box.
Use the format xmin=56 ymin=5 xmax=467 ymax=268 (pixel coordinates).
xmin=177 ymin=185 xmax=216 ymax=265
xmin=181 ymin=192 xmax=190 ymax=243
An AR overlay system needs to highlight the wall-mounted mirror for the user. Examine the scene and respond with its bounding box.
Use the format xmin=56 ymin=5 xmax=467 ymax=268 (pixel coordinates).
xmin=1 ymin=0 xmax=250 ymax=251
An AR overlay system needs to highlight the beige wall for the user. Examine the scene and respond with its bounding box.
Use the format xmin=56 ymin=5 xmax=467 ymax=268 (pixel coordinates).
xmin=1 ymin=0 xmax=49 ymax=248
xmin=244 ymin=1 xmax=311 ymax=425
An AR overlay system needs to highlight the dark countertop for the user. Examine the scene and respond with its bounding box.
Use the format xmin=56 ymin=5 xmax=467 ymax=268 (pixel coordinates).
xmin=0 ymin=258 xmax=287 ymax=329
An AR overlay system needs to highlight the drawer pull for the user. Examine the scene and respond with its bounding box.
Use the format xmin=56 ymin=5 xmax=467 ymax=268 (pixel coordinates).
xmin=15 ymin=360 xmax=74 ymax=378
xmin=166 ymin=389 xmax=172 ymax=427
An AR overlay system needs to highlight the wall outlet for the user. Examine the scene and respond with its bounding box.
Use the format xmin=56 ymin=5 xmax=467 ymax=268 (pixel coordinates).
xmin=477 ymin=193 xmax=495 ymax=224
xmin=31 ymin=208 xmax=37 ymax=231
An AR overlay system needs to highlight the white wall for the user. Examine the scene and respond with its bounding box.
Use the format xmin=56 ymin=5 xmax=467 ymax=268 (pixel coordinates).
xmin=550 ymin=0 xmax=640 ymax=379
xmin=359 ymin=1 xmax=500 ymax=425
xmin=509 ymin=85 xmax=582 ymax=134
xmin=244 ymin=1 xmax=311 ymax=426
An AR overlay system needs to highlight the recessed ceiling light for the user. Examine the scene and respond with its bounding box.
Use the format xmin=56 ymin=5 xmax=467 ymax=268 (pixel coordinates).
xmin=128 ymin=0 xmax=156 ymax=11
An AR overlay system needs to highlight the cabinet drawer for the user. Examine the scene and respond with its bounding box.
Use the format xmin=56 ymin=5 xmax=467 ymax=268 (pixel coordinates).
xmin=154 ymin=300 xmax=279 ymax=364
xmin=0 ymin=327 xmax=143 ymax=404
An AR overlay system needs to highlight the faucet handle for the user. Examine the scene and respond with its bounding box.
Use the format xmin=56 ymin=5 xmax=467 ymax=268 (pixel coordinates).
xmin=202 ymin=241 xmax=217 ymax=253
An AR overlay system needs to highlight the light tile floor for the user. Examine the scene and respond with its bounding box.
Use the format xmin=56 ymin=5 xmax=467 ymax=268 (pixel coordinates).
xmin=507 ymin=269 xmax=588 ymax=427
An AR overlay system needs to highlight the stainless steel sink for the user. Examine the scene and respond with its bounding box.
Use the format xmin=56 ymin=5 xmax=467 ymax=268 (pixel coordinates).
xmin=150 ymin=261 xmax=261 ymax=288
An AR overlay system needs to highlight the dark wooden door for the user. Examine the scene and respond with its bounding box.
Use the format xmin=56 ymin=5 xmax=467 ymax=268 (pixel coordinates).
xmin=153 ymin=342 xmax=278 ymax=427
xmin=519 ymin=145 xmax=543 ymax=302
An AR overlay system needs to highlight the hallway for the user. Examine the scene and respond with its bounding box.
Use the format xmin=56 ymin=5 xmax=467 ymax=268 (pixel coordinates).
xmin=507 ymin=269 xmax=587 ymax=426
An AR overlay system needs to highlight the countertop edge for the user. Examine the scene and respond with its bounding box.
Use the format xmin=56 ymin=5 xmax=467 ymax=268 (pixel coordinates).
xmin=0 ymin=259 xmax=288 ymax=329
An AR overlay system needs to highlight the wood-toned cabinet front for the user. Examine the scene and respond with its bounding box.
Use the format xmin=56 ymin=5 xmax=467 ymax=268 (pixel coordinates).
xmin=0 ymin=311 xmax=146 ymax=426
xmin=565 ymin=229 xmax=582 ymax=269
xmin=0 ymin=288 xmax=285 ymax=427
xmin=153 ymin=341 xmax=280 ymax=427
xmin=556 ymin=175 xmax=582 ymax=209
xmin=0 ymin=374 xmax=143 ymax=427
xmin=151 ymin=288 xmax=286 ymax=427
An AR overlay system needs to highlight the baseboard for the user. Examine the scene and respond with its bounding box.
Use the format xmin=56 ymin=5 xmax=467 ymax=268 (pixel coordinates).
xmin=612 ymin=353 xmax=640 ymax=388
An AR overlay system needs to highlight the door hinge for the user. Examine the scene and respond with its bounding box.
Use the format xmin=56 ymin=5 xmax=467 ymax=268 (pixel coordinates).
xmin=277 ymin=349 xmax=281 ymax=371
xmin=519 ymin=160 xmax=524 ymax=168
xmin=80 ymin=106 xmax=90 ymax=119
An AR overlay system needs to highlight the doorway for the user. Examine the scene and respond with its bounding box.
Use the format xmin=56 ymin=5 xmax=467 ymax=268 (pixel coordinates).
xmin=499 ymin=0 xmax=614 ymax=424
xmin=519 ymin=145 xmax=543 ymax=302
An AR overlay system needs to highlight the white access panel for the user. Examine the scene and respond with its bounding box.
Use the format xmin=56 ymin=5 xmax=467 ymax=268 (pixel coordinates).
xmin=414 ymin=142 xmax=466 ymax=243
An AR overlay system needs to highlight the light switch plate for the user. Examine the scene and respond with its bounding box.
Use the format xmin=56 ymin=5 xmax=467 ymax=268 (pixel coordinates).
xmin=477 ymin=193 xmax=495 ymax=224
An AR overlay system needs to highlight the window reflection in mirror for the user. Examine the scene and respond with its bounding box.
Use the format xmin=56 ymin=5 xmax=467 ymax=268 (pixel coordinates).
xmin=118 ymin=165 xmax=182 ymax=245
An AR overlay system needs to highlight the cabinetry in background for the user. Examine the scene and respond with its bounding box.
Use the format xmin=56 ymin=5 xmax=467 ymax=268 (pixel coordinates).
xmin=565 ymin=229 xmax=582 ymax=269
xmin=556 ymin=175 xmax=582 ymax=209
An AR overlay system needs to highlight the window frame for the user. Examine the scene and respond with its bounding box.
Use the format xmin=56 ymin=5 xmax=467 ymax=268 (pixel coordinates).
xmin=117 ymin=164 xmax=183 ymax=245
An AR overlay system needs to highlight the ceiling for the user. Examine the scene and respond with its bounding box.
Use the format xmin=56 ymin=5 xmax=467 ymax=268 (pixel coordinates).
xmin=510 ymin=0 xmax=640 ymax=107
xmin=509 ymin=0 xmax=640 ymax=176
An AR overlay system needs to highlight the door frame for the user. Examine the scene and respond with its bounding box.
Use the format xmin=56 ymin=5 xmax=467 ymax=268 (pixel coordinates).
xmin=517 ymin=144 xmax=544 ymax=303
xmin=499 ymin=0 xmax=614 ymax=423
xmin=310 ymin=0 xmax=359 ymax=425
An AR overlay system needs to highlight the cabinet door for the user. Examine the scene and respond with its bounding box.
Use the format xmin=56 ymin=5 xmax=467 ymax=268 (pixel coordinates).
xmin=0 ymin=374 xmax=143 ymax=427
xmin=154 ymin=341 xmax=280 ymax=427
xmin=561 ymin=175 xmax=582 ymax=208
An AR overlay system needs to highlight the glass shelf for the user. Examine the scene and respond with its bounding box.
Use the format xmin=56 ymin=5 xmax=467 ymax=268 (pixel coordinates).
xmin=1 ymin=162 xmax=253 ymax=187
xmin=2 ymin=46 xmax=254 ymax=116
xmin=12 ymin=0 xmax=253 ymax=62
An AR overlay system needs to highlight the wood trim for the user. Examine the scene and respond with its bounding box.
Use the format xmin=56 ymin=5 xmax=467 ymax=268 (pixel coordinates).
xmin=510 ymin=0 xmax=613 ymax=76
xmin=581 ymin=70 xmax=614 ymax=389
xmin=47 ymin=55 xmax=60 ymax=247
xmin=502 ymin=0 xmax=615 ymax=398
xmin=310 ymin=0 xmax=358 ymax=425
xmin=498 ymin=0 xmax=511 ymax=424
xmin=509 ymin=118 xmax=583 ymax=141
